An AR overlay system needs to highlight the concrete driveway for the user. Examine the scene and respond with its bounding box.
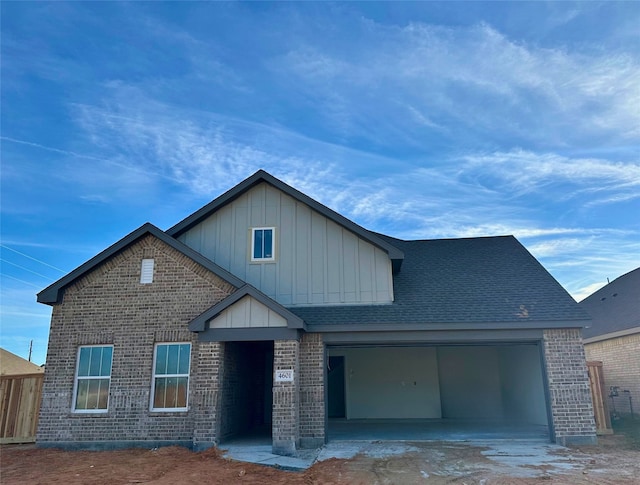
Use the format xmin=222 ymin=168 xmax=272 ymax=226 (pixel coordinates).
xmin=226 ymin=434 xmax=640 ymax=478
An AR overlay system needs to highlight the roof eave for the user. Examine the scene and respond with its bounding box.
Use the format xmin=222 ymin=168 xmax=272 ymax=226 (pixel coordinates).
xmin=37 ymin=223 xmax=245 ymax=305
xmin=189 ymin=284 xmax=306 ymax=332
xmin=583 ymin=326 xmax=640 ymax=343
xmin=305 ymin=318 xmax=591 ymax=333
xmin=167 ymin=169 xmax=404 ymax=265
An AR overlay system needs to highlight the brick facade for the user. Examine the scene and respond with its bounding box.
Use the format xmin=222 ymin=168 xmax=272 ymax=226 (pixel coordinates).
xmin=37 ymin=235 xmax=234 ymax=448
xmin=585 ymin=332 xmax=640 ymax=417
xmin=272 ymin=339 xmax=300 ymax=455
xmin=299 ymin=333 xmax=325 ymax=448
xmin=37 ymin=232 xmax=598 ymax=453
xmin=192 ymin=341 xmax=223 ymax=450
xmin=543 ymin=328 xmax=597 ymax=445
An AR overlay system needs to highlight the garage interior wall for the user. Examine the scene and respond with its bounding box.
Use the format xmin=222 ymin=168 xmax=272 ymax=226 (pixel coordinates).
xmin=437 ymin=346 xmax=503 ymax=419
xmin=330 ymin=347 xmax=441 ymax=419
xmin=328 ymin=344 xmax=547 ymax=426
xmin=498 ymin=345 xmax=548 ymax=424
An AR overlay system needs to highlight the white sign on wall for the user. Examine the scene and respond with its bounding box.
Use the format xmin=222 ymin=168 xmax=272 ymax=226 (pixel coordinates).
xmin=275 ymin=369 xmax=294 ymax=382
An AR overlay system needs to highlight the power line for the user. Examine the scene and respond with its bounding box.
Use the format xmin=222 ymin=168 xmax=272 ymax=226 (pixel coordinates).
xmin=0 ymin=244 xmax=66 ymax=272
xmin=0 ymin=136 xmax=178 ymax=184
xmin=1 ymin=273 xmax=44 ymax=289
xmin=0 ymin=258 xmax=56 ymax=281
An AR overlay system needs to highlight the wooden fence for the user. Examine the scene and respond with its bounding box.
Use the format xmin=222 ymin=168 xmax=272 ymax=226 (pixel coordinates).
xmin=0 ymin=373 xmax=44 ymax=444
xmin=587 ymin=361 xmax=613 ymax=435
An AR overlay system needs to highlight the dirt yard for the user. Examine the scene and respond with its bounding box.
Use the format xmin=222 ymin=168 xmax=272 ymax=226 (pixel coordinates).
xmin=2 ymin=430 xmax=639 ymax=484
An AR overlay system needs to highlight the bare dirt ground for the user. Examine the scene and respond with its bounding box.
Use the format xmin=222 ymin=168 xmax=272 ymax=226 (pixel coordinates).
xmin=2 ymin=424 xmax=639 ymax=485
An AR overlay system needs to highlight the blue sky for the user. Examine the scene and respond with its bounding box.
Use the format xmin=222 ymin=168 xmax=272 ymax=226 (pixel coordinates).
xmin=1 ymin=2 xmax=639 ymax=365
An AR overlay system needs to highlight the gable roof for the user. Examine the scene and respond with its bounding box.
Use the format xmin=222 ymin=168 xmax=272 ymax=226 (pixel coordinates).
xmin=36 ymin=173 xmax=589 ymax=334
xmin=166 ymin=169 xmax=404 ymax=272
xmin=188 ymin=284 xmax=305 ymax=332
xmin=1 ymin=348 xmax=44 ymax=376
xmin=291 ymin=235 xmax=590 ymax=330
xmin=37 ymin=223 xmax=245 ymax=305
xmin=580 ymin=267 xmax=640 ymax=340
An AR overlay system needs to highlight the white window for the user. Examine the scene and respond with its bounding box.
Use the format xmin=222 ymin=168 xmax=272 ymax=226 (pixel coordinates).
xmin=251 ymin=227 xmax=275 ymax=261
xmin=140 ymin=258 xmax=154 ymax=283
xmin=73 ymin=345 xmax=113 ymax=412
xmin=151 ymin=343 xmax=191 ymax=411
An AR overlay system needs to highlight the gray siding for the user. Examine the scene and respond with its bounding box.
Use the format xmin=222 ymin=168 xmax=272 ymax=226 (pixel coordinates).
xmin=179 ymin=183 xmax=394 ymax=306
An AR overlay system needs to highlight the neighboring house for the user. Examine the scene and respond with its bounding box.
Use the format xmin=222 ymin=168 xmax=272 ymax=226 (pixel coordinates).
xmin=36 ymin=170 xmax=597 ymax=454
xmin=1 ymin=349 xmax=44 ymax=377
xmin=1 ymin=348 xmax=45 ymax=443
xmin=581 ymin=268 xmax=640 ymax=418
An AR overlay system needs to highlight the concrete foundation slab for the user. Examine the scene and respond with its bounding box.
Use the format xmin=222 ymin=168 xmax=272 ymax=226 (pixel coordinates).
xmin=328 ymin=418 xmax=549 ymax=441
xmin=223 ymin=438 xmax=594 ymax=479
xmin=222 ymin=444 xmax=320 ymax=471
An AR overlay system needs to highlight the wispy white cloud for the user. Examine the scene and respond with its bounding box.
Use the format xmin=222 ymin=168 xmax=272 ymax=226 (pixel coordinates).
xmin=537 ymin=238 xmax=640 ymax=301
xmin=271 ymin=20 xmax=640 ymax=148
xmin=527 ymin=238 xmax=592 ymax=259
xmin=572 ymin=282 xmax=607 ymax=303
xmin=2 ymin=1 xmax=638 ymax=368
xmin=66 ymin=90 xmax=639 ymax=243
xmin=32 ymin=6 xmax=636 ymax=306
xmin=460 ymin=149 xmax=640 ymax=205
xmin=73 ymin=100 xmax=334 ymax=198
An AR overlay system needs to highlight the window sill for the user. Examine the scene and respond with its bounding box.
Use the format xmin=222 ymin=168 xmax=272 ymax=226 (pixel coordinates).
xmin=69 ymin=411 xmax=110 ymax=417
xmin=149 ymin=409 xmax=189 ymax=415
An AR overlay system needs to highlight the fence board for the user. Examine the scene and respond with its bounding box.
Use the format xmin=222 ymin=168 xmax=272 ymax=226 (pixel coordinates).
xmin=587 ymin=361 xmax=613 ymax=435
xmin=0 ymin=374 xmax=44 ymax=444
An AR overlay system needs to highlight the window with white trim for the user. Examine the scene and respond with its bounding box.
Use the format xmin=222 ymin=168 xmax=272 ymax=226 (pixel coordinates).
xmin=73 ymin=345 xmax=113 ymax=412
xmin=251 ymin=227 xmax=275 ymax=261
xmin=151 ymin=343 xmax=191 ymax=411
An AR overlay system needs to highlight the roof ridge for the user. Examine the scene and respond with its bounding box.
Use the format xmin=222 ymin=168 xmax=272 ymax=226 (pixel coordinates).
xmin=166 ymin=169 xmax=404 ymax=270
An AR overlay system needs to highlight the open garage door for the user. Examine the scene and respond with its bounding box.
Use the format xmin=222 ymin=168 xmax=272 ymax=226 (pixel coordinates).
xmin=326 ymin=343 xmax=550 ymax=441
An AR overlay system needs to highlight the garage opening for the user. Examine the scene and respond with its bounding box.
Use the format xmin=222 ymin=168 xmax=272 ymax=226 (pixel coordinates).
xmin=219 ymin=341 xmax=274 ymax=444
xmin=327 ymin=343 xmax=550 ymax=441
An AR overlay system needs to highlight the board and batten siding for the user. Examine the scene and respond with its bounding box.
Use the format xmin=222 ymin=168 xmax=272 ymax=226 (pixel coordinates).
xmin=211 ymin=295 xmax=287 ymax=329
xmin=178 ymin=183 xmax=394 ymax=306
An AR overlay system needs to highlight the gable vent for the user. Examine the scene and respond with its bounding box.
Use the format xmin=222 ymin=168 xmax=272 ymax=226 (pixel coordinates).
xmin=140 ymin=258 xmax=154 ymax=284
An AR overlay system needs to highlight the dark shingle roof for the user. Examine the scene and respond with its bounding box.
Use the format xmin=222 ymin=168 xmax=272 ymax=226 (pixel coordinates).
xmin=580 ymin=267 xmax=640 ymax=339
xmin=290 ymin=235 xmax=589 ymax=329
xmin=36 ymin=168 xmax=590 ymax=333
